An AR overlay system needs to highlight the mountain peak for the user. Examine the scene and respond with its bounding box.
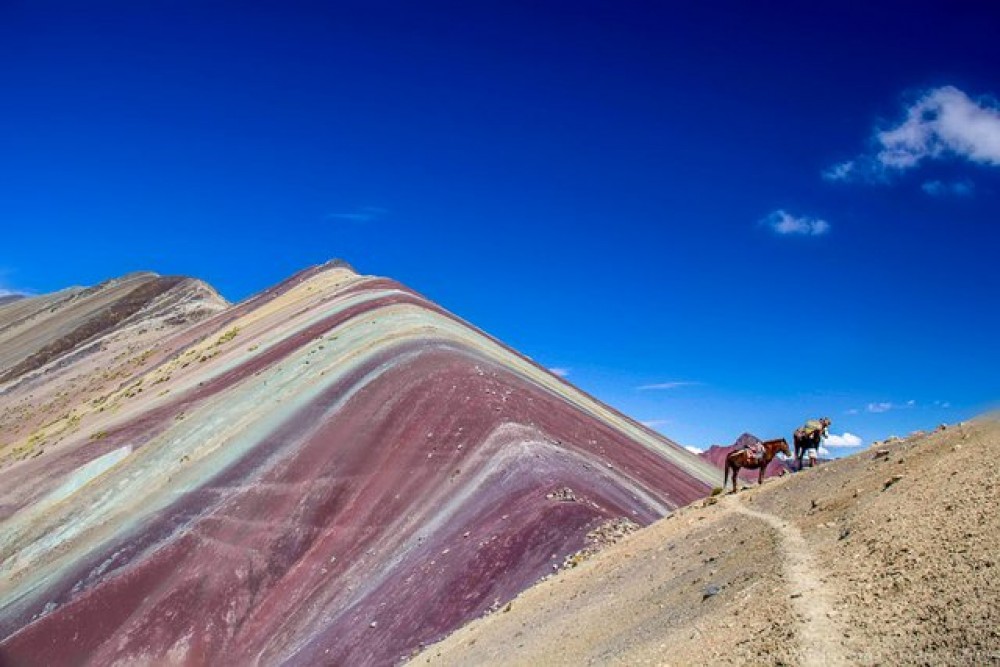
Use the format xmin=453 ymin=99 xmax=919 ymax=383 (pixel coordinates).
xmin=0 ymin=263 xmax=714 ymax=665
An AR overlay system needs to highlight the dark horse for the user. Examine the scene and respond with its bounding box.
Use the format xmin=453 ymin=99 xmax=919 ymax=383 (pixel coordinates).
xmin=793 ymin=417 xmax=831 ymax=471
xmin=724 ymin=438 xmax=791 ymax=494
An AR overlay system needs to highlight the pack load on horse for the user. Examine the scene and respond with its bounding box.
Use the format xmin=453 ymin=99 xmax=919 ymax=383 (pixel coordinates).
xmin=793 ymin=417 xmax=831 ymax=471
xmin=723 ymin=437 xmax=791 ymax=494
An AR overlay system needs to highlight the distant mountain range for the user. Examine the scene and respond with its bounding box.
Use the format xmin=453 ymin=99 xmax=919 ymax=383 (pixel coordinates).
xmin=0 ymin=294 xmax=24 ymax=307
xmin=0 ymin=262 xmax=718 ymax=665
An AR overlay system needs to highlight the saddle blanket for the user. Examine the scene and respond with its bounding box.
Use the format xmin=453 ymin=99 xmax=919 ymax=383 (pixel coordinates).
xmin=743 ymin=443 xmax=766 ymax=465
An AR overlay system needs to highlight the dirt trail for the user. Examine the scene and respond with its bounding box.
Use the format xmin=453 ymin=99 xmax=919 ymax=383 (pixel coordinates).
xmin=727 ymin=497 xmax=847 ymax=666
xmin=417 ymin=417 xmax=1000 ymax=666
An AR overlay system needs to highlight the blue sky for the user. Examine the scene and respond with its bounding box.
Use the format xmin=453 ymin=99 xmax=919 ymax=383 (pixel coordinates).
xmin=2 ymin=1 xmax=998 ymax=450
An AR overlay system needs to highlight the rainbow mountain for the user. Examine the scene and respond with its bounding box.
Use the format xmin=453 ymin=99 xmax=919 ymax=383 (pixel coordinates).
xmin=0 ymin=262 xmax=716 ymax=665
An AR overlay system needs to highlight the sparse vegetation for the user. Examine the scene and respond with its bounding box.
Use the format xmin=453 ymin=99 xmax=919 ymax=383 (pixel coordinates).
xmin=215 ymin=326 xmax=240 ymax=346
xmin=130 ymin=349 xmax=155 ymax=366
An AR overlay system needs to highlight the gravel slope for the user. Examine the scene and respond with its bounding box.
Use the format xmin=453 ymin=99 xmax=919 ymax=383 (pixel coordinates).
xmin=417 ymin=416 xmax=1000 ymax=666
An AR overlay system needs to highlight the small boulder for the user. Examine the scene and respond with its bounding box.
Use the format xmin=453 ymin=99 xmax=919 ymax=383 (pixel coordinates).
xmin=883 ymin=475 xmax=904 ymax=490
xmin=702 ymin=584 xmax=722 ymax=601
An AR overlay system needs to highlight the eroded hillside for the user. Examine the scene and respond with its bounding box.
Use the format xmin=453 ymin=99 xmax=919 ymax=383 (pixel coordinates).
xmin=0 ymin=263 xmax=718 ymax=666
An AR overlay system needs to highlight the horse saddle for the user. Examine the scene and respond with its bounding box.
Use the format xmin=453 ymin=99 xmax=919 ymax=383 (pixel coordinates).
xmin=743 ymin=443 xmax=765 ymax=465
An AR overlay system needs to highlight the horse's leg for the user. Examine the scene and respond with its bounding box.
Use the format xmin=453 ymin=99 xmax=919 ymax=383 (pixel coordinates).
xmin=731 ymin=464 xmax=739 ymax=494
xmin=723 ymin=461 xmax=729 ymax=492
xmin=759 ymin=465 xmax=765 ymax=487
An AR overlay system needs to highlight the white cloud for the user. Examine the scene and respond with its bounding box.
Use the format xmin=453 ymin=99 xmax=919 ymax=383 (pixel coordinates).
xmin=637 ymin=381 xmax=700 ymax=391
xmin=326 ymin=206 xmax=387 ymax=223
xmin=826 ymin=85 xmax=1000 ymax=181
xmin=817 ymin=446 xmax=831 ymax=457
xmin=825 ymin=432 xmax=863 ymax=448
xmin=822 ymin=161 xmax=857 ymax=182
xmin=0 ymin=269 xmax=28 ymax=300
xmin=865 ymin=400 xmax=917 ymax=413
xmin=922 ymin=179 xmax=974 ymax=197
xmin=641 ymin=419 xmax=671 ymax=428
xmin=548 ymin=367 xmax=570 ymax=378
xmin=762 ymin=209 xmax=830 ymax=236
xmin=684 ymin=445 xmax=704 ymax=454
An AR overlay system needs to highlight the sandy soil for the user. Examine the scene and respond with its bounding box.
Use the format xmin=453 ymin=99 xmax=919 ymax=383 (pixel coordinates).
xmin=417 ymin=416 xmax=1000 ymax=666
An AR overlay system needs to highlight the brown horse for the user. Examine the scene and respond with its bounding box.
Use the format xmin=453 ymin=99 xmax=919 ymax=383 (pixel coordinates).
xmin=723 ymin=438 xmax=791 ymax=493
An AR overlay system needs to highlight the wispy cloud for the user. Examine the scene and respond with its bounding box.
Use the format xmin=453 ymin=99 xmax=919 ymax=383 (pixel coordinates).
xmin=865 ymin=400 xmax=916 ymax=413
xmin=825 ymin=85 xmax=1000 ymax=182
xmin=0 ymin=269 xmax=17 ymax=296
xmin=826 ymin=432 xmax=863 ymax=448
xmin=640 ymin=419 xmax=671 ymax=428
xmin=0 ymin=277 xmax=25 ymax=299
xmin=822 ymin=161 xmax=856 ymax=182
xmin=548 ymin=367 xmax=570 ymax=378
xmin=636 ymin=381 xmax=700 ymax=391
xmin=325 ymin=206 xmax=387 ymax=223
xmin=921 ymin=179 xmax=974 ymax=197
xmin=684 ymin=445 xmax=704 ymax=454
xmin=761 ymin=209 xmax=830 ymax=236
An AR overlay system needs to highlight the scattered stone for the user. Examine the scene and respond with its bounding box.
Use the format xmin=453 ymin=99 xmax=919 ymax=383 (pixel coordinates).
xmin=369 ymin=621 xmax=377 ymax=629
xmin=587 ymin=517 xmax=640 ymax=547
xmin=546 ymin=487 xmax=577 ymax=502
xmin=873 ymin=449 xmax=891 ymax=460
xmin=702 ymin=584 xmax=722 ymax=600
xmin=883 ymin=475 xmax=904 ymax=490
xmin=559 ymin=517 xmax=641 ymax=571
